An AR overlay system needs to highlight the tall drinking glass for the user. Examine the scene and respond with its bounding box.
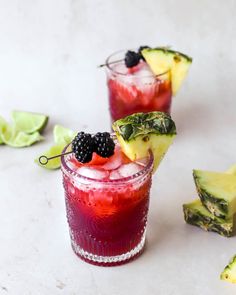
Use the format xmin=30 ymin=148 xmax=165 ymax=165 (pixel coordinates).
xmin=61 ymin=143 xmax=154 ymax=266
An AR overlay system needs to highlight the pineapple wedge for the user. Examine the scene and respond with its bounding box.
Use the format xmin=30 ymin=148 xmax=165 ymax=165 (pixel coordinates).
xmin=183 ymin=199 xmax=233 ymax=237
xmin=193 ymin=170 xmax=236 ymax=219
xmin=142 ymin=47 xmax=192 ymax=95
xmin=112 ymin=112 xmax=176 ymax=172
xmin=221 ymin=255 xmax=236 ymax=283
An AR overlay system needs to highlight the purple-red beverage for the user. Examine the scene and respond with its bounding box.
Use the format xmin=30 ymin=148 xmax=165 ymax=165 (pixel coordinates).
xmin=61 ymin=145 xmax=153 ymax=266
xmin=105 ymin=50 xmax=172 ymax=122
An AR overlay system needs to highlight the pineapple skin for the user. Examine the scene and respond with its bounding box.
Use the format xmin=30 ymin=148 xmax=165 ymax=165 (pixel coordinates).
xmin=221 ymin=255 xmax=236 ymax=283
xmin=193 ymin=170 xmax=236 ymax=219
xmin=183 ymin=199 xmax=233 ymax=237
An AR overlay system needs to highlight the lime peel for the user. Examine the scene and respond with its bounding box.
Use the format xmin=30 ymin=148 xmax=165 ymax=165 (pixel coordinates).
xmin=0 ymin=116 xmax=7 ymax=144
xmin=36 ymin=125 xmax=76 ymax=170
xmin=53 ymin=125 xmax=77 ymax=145
xmin=1 ymin=124 xmax=44 ymax=147
xmin=35 ymin=144 xmax=65 ymax=170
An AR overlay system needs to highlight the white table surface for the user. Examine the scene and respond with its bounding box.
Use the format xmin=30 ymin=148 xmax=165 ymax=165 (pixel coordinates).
xmin=1 ymin=0 xmax=236 ymax=294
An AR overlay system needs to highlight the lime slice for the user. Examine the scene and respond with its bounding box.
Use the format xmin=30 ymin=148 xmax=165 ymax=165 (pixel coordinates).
xmin=36 ymin=125 xmax=75 ymax=170
xmin=35 ymin=144 xmax=65 ymax=169
xmin=0 ymin=116 xmax=7 ymax=144
xmin=53 ymin=125 xmax=76 ymax=145
xmin=11 ymin=110 xmax=48 ymax=134
xmin=1 ymin=124 xmax=43 ymax=147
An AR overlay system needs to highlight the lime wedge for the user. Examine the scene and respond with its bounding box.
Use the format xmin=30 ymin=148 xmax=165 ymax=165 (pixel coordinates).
xmin=53 ymin=125 xmax=76 ymax=145
xmin=1 ymin=124 xmax=43 ymax=147
xmin=35 ymin=144 xmax=65 ymax=169
xmin=11 ymin=110 xmax=48 ymax=134
xmin=36 ymin=125 xmax=75 ymax=170
xmin=0 ymin=116 xmax=7 ymax=144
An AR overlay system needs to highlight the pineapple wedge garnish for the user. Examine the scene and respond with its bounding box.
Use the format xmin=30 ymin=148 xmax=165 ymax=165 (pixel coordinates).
xmin=112 ymin=112 xmax=176 ymax=172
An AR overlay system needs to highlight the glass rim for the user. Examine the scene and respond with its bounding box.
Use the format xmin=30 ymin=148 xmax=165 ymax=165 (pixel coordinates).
xmin=105 ymin=49 xmax=169 ymax=78
xmin=61 ymin=143 xmax=154 ymax=185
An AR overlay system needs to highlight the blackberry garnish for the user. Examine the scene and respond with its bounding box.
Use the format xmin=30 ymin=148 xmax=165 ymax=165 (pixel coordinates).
xmin=124 ymin=50 xmax=141 ymax=68
xmin=93 ymin=132 xmax=115 ymax=158
xmin=138 ymin=45 xmax=150 ymax=60
xmin=72 ymin=132 xmax=94 ymax=163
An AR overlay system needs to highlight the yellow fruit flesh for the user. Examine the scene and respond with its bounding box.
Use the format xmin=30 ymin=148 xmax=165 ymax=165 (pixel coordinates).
xmin=142 ymin=49 xmax=192 ymax=95
xmin=221 ymin=256 xmax=236 ymax=283
xmin=116 ymin=133 xmax=175 ymax=172
xmin=226 ymin=164 xmax=236 ymax=175
xmin=194 ymin=170 xmax=236 ymax=202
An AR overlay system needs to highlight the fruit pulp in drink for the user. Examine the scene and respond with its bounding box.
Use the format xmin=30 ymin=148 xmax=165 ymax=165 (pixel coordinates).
xmin=61 ymin=145 xmax=153 ymax=266
xmin=107 ymin=61 xmax=172 ymax=121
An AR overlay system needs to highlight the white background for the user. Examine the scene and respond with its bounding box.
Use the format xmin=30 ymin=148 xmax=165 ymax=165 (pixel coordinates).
xmin=1 ymin=0 xmax=236 ymax=294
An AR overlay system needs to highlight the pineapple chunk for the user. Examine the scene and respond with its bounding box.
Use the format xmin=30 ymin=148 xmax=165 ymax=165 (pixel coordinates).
xmin=221 ymin=255 xmax=236 ymax=283
xmin=112 ymin=112 xmax=176 ymax=172
xmin=142 ymin=47 xmax=192 ymax=95
xmin=193 ymin=170 xmax=236 ymax=219
xmin=183 ymin=199 xmax=233 ymax=237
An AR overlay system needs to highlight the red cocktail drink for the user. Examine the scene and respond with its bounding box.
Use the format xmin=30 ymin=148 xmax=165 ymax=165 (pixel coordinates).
xmin=61 ymin=144 xmax=153 ymax=266
xmin=105 ymin=50 xmax=172 ymax=122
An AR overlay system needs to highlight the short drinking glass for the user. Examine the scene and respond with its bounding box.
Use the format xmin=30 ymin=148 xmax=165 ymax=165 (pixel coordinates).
xmin=105 ymin=50 xmax=172 ymax=122
xmin=61 ymin=143 xmax=154 ymax=266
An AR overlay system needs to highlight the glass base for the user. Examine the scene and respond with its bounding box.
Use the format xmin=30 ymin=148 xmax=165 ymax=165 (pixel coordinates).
xmin=71 ymin=232 xmax=146 ymax=267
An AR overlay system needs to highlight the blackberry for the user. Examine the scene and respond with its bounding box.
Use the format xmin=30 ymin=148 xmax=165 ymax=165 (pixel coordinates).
xmin=124 ymin=50 xmax=140 ymax=68
xmin=72 ymin=132 xmax=94 ymax=163
xmin=138 ymin=45 xmax=150 ymax=60
xmin=93 ymin=132 xmax=115 ymax=158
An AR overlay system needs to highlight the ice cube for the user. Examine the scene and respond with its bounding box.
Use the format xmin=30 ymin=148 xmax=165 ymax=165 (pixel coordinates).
xmin=140 ymin=76 xmax=156 ymax=85
xmin=112 ymin=62 xmax=128 ymax=75
xmin=118 ymin=74 xmax=135 ymax=85
xmin=109 ymin=170 xmax=122 ymax=180
xmin=134 ymin=63 xmax=156 ymax=85
xmin=118 ymin=163 xmax=142 ymax=178
xmin=67 ymin=158 xmax=80 ymax=170
xmin=67 ymin=182 xmax=76 ymax=195
xmin=102 ymin=150 xmax=122 ymax=171
xmin=77 ymin=167 xmax=108 ymax=180
xmin=135 ymin=157 xmax=149 ymax=167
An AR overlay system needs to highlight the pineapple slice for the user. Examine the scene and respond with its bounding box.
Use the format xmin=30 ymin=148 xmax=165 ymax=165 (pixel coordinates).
xmin=112 ymin=112 xmax=176 ymax=172
xmin=193 ymin=170 xmax=236 ymax=219
xmin=142 ymin=47 xmax=192 ymax=95
xmin=221 ymin=255 xmax=236 ymax=283
xmin=183 ymin=199 xmax=233 ymax=237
